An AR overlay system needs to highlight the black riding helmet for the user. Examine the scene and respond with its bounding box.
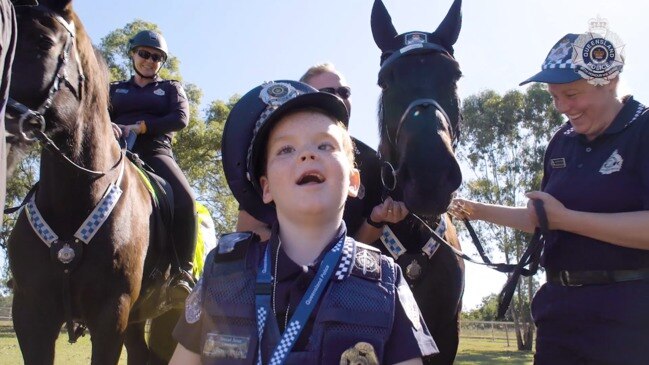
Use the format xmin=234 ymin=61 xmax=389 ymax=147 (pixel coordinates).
xmin=222 ymin=80 xmax=349 ymax=225
xmin=129 ymin=30 xmax=168 ymax=60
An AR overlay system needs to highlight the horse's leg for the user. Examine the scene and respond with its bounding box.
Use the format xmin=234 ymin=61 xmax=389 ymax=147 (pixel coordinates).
xmin=12 ymin=291 xmax=63 ymax=365
xmin=86 ymin=293 xmax=131 ymax=365
xmin=148 ymin=308 xmax=182 ymax=365
xmin=124 ymin=321 xmax=149 ymax=365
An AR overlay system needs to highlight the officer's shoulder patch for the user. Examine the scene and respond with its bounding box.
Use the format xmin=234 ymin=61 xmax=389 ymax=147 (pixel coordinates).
xmin=351 ymin=243 xmax=381 ymax=281
xmin=397 ymin=281 xmax=422 ymax=331
xmin=214 ymin=232 xmax=258 ymax=263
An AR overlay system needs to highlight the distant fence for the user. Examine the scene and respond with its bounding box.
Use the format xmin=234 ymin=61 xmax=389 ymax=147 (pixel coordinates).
xmin=460 ymin=320 xmax=535 ymax=347
xmin=1 ymin=306 xmax=533 ymax=347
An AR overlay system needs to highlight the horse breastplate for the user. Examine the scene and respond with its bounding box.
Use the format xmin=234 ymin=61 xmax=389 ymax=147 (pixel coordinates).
xmin=379 ymin=214 xmax=447 ymax=281
xmin=24 ymin=160 xmax=125 ymax=264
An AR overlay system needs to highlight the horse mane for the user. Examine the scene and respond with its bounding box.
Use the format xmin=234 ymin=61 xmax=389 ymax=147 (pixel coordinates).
xmin=69 ymin=11 xmax=109 ymax=121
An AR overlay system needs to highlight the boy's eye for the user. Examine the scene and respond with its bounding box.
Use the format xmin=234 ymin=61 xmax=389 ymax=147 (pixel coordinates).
xmin=318 ymin=142 xmax=334 ymax=151
xmin=277 ymin=145 xmax=294 ymax=155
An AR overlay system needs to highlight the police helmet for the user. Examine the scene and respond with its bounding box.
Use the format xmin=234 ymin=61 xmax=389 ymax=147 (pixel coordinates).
xmin=221 ymin=80 xmax=349 ymax=225
xmin=128 ymin=30 xmax=168 ymax=60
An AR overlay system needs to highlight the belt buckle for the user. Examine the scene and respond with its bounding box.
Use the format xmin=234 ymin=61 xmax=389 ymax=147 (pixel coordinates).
xmin=560 ymin=270 xmax=582 ymax=287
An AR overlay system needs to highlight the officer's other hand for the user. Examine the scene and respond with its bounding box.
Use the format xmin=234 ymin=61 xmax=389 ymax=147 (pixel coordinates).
xmin=371 ymin=196 xmax=409 ymax=225
xmin=526 ymin=191 xmax=566 ymax=230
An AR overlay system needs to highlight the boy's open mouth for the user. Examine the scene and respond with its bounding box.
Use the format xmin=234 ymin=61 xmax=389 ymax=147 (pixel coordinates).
xmin=296 ymin=172 xmax=325 ymax=185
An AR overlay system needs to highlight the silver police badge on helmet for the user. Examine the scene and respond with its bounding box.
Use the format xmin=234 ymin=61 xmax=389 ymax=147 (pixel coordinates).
xmin=259 ymin=82 xmax=298 ymax=108
xmin=572 ymin=17 xmax=625 ymax=86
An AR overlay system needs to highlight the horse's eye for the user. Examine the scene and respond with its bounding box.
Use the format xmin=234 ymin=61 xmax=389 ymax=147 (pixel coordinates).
xmin=38 ymin=37 xmax=55 ymax=52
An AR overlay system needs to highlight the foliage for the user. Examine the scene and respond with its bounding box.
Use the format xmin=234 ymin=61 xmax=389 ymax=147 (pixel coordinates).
xmin=457 ymin=84 xmax=564 ymax=350
xmin=462 ymin=294 xmax=499 ymax=321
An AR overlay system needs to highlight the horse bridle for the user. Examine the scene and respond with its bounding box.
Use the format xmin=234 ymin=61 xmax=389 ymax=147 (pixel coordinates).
xmin=8 ymin=5 xmax=85 ymax=142
xmin=6 ymin=6 xmax=123 ymax=177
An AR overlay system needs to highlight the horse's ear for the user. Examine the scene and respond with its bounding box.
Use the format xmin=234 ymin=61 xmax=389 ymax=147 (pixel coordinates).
xmin=371 ymin=0 xmax=398 ymax=52
xmin=432 ymin=0 xmax=462 ymax=49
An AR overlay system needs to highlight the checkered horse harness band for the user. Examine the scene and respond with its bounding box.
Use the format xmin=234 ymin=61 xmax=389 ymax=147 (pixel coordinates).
xmin=255 ymin=237 xmax=352 ymax=365
xmin=25 ymin=158 xmax=125 ymax=252
xmin=380 ymin=214 xmax=448 ymax=260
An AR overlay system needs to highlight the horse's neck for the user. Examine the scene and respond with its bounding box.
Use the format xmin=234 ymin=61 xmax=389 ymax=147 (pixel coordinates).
xmin=38 ymin=114 xmax=121 ymax=208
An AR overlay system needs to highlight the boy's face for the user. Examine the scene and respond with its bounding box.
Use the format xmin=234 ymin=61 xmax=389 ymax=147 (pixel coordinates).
xmin=259 ymin=110 xmax=360 ymax=220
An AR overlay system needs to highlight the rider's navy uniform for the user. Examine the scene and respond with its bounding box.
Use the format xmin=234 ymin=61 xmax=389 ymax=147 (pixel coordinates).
xmin=533 ymin=96 xmax=649 ymax=365
xmin=109 ymin=76 xmax=197 ymax=278
xmin=174 ymin=224 xmax=438 ymax=364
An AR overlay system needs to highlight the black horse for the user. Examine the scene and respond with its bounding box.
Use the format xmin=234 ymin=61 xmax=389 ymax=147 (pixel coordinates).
xmin=370 ymin=1 xmax=464 ymax=364
xmin=6 ymin=0 xmax=182 ymax=363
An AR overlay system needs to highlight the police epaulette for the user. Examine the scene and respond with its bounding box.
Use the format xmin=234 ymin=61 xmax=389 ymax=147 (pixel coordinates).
xmin=214 ymin=231 xmax=259 ymax=263
xmin=351 ymin=243 xmax=382 ymax=281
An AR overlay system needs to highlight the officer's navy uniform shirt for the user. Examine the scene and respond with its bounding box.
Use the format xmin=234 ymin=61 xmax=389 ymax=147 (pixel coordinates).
xmin=343 ymin=138 xmax=382 ymax=234
xmin=173 ymin=223 xmax=437 ymax=364
xmin=109 ymin=76 xmax=188 ymax=156
xmin=532 ymin=96 xmax=649 ymax=365
xmin=541 ymin=95 xmax=649 ymax=271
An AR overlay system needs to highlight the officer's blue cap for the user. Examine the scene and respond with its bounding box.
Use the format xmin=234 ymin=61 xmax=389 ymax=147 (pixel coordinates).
xmin=520 ymin=34 xmax=583 ymax=86
xmin=222 ymin=80 xmax=349 ymax=225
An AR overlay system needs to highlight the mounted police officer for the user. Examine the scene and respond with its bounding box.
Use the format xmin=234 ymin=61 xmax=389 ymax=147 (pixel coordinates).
xmin=109 ymin=30 xmax=196 ymax=306
xmin=170 ymin=80 xmax=438 ymax=364
xmin=451 ymin=19 xmax=649 ymax=365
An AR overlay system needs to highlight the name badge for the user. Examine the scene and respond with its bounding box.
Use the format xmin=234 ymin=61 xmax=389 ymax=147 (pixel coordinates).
xmin=202 ymin=333 xmax=249 ymax=359
xmin=115 ymin=88 xmax=129 ymax=94
xmin=550 ymin=158 xmax=566 ymax=169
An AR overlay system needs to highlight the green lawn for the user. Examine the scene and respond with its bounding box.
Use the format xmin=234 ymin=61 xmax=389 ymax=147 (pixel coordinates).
xmin=1 ymin=329 xmax=533 ymax=364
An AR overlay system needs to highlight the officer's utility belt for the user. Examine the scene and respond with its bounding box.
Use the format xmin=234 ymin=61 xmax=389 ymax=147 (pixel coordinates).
xmin=546 ymin=268 xmax=649 ymax=287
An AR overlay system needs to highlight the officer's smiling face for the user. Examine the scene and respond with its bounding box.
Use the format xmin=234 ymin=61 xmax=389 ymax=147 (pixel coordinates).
xmin=260 ymin=110 xmax=359 ymax=222
xmin=548 ymin=78 xmax=619 ymax=140
xmin=132 ymin=46 xmax=163 ymax=78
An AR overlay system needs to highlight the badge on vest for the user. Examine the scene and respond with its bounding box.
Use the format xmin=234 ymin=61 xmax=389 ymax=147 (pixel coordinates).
xmin=352 ymin=246 xmax=381 ymax=280
xmin=550 ymin=158 xmax=566 ymax=169
xmin=153 ymin=88 xmax=166 ymax=96
xmin=340 ymin=342 xmax=379 ymax=365
xmin=202 ymin=333 xmax=249 ymax=359
xmin=599 ymin=149 xmax=623 ymax=174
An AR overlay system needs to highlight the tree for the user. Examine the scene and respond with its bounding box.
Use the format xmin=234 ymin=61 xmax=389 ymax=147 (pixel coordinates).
xmin=457 ymin=83 xmax=564 ymax=350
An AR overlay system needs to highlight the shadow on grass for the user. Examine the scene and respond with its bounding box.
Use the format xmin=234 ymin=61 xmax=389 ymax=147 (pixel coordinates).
xmin=456 ymin=349 xmax=534 ymax=365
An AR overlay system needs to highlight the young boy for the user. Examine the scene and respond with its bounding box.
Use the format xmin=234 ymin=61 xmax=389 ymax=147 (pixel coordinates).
xmin=170 ymin=81 xmax=437 ymax=364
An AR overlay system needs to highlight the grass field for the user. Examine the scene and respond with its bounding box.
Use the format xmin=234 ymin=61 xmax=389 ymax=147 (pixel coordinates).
xmin=0 ymin=327 xmax=533 ymax=364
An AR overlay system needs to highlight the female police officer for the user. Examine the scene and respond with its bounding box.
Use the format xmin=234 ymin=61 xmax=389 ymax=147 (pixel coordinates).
xmin=109 ymin=30 xmax=196 ymax=305
xmin=170 ymin=80 xmax=437 ymax=364
xmin=451 ymin=22 xmax=649 ymax=364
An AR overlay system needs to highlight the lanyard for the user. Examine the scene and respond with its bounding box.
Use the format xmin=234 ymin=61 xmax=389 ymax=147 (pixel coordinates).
xmin=255 ymin=238 xmax=343 ymax=365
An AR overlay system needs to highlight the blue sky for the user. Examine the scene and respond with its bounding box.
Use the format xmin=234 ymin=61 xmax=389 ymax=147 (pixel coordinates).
xmin=73 ymin=0 xmax=649 ymax=309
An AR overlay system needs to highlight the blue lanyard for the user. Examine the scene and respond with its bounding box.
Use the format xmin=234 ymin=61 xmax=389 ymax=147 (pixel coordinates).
xmin=255 ymin=238 xmax=343 ymax=365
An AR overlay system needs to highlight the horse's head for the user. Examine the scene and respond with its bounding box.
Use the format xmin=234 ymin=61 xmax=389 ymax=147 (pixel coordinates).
xmin=372 ymin=0 xmax=463 ymax=217
xmin=6 ymin=0 xmax=95 ymax=144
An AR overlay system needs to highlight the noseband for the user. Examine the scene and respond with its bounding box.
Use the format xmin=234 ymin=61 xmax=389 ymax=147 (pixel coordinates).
xmin=8 ymin=5 xmax=85 ymax=142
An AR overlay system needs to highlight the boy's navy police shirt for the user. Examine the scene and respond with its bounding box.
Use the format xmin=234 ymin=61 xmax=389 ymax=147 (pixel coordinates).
xmin=109 ymin=76 xmax=189 ymax=156
xmin=541 ymin=96 xmax=649 ymax=271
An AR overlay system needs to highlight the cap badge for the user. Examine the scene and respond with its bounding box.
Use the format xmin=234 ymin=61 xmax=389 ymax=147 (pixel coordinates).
xmin=259 ymin=82 xmax=298 ymax=107
xmin=573 ymin=17 xmax=625 ymax=85
xmin=547 ymin=39 xmax=572 ymax=63
xmin=405 ymin=32 xmax=427 ymax=45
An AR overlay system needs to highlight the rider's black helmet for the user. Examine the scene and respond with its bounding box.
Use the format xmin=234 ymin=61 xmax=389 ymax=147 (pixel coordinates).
xmin=221 ymin=80 xmax=349 ymax=225
xmin=128 ymin=30 xmax=168 ymax=60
